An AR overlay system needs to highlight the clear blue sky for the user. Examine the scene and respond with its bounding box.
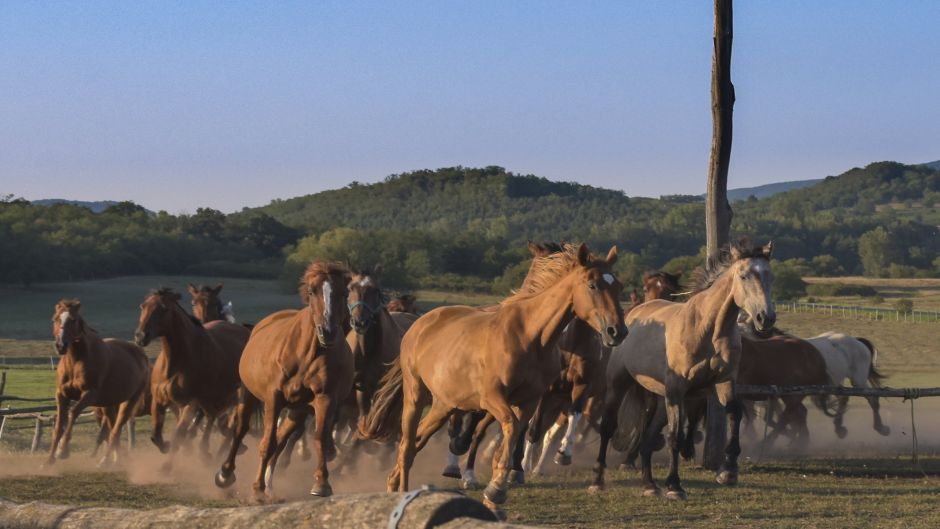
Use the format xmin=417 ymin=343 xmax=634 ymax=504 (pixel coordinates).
xmin=2 ymin=1 xmax=938 ymax=213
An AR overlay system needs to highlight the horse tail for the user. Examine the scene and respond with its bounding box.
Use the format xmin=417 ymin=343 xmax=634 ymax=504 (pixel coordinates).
xmin=357 ymin=358 xmax=404 ymax=442
xmin=811 ymin=395 xmax=840 ymax=417
xmin=856 ymin=337 xmax=886 ymax=388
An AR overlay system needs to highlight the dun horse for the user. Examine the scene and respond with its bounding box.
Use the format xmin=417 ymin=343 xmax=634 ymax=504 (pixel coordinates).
xmin=135 ymin=288 xmax=250 ymax=468
xmin=593 ymin=240 xmax=775 ymax=500
xmin=360 ymin=243 xmax=627 ymax=516
xmin=47 ymin=300 xmax=149 ymax=467
xmin=214 ymin=261 xmax=354 ymax=500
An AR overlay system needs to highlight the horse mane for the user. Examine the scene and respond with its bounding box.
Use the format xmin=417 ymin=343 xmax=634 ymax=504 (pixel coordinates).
xmin=504 ymin=242 xmax=582 ymax=304
xmin=299 ymin=261 xmax=351 ymax=303
xmin=689 ymin=239 xmax=768 ymax=297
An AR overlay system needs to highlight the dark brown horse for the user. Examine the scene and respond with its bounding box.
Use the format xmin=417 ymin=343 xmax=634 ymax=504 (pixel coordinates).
xmin=187 ymin=283 xmax=233 ymax=324
xmin=134 ymin=288 xmax=250 ymax=468
xmin=387 ymin=294 xmax=420 ymax=315
xmin=361 ymin=243 xmax=627 ymax=517
xmin=47 ymin=300 xmax=150 ymax=467
xmin=214 ymin=261 xmax=354 ymax=500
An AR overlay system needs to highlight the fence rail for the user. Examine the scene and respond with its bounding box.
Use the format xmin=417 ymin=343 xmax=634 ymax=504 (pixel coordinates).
xmin=736 ymin=384 xmax=940 ymax=398
xmin=780 ymin=301 xmax=940 ymax=323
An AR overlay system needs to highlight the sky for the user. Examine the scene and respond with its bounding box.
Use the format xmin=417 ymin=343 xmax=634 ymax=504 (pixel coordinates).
xmin=2 ymin=1 xmax=939 ymax=213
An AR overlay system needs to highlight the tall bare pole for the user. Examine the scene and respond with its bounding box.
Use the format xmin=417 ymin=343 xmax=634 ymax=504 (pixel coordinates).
xmin=703 ymin=0 xmax=735 ymax=471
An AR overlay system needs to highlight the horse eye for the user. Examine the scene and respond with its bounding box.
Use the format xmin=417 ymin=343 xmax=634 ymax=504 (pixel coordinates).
xmin=588 ymin=282 xmax=597 ymax=290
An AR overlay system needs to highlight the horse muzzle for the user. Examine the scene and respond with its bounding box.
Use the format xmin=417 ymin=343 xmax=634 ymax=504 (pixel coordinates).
xmin=134 ymin=331 xmax=150 ymax=347
xmin=351 ymin=318 xmax=372 ymax=335
xmin=750 ymin=310 xmax=777 ymax=337
xmin=601 ymin=321 xmax=629 ymax=347
xmin=316 ymin=324 xmax=337 ymax=347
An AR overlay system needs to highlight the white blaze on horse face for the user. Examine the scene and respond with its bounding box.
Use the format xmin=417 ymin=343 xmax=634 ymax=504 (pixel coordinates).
xmin=603 ymin=273 xmax=615 ymax=285
xmin=59 ymin=311 xmax=71 ymax=326
xmin=322 ymin=280 xmax=333 ymax=322
xmin=360 ymin=277 xmax=373 ymax=288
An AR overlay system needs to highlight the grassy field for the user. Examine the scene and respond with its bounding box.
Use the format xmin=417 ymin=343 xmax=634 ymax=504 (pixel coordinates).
xmin=802 ymin=276 xmax=940 ymax=311
xmin=1 ymin=276 xmax=939 ymax=527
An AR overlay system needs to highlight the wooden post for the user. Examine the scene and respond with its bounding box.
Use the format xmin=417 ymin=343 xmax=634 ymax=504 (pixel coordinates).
xmin=703 ymin=0 xmax=735 ymax=472
xmin=128 ymin=417 xmax=136 ymax=449
xmin=30 ymin=416 xmax=43 ymax=453
xmin=0 ymin=416 xmax=7 ymax=442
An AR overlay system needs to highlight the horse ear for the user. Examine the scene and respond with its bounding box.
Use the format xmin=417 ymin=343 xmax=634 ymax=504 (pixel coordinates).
xmin=605 ymin=246 xmax=618 ymax=266
xmin=527 ymin=241 xmax=541 ymax=257
xmin=762 ymin=241 xmax=774 ymax=258
xmin=214 ymin=283 xmax=224 ymax=294
xmin=187 ymin=284 xmax=198 ymax=296
xmin=730 ymin=244 xmax=744 ymax=261
xmin=576 ymin=243 xmax=591 ymax=266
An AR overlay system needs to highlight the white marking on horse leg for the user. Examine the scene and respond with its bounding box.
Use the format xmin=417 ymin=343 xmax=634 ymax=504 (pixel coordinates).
xmin=534 ymin=420 xmax=564 ymax=474
xmin=447 ymin=450 xmax=460 ymax=469
xmin=559 ymin=412 xmax=583 ymax=457
xmin=264 ymin=463 xmax=274 ymax=491
xmin=522 ymin=439 xmax=536 ymax=472
xmin=461 ymin=468 xmax=479 ymax=488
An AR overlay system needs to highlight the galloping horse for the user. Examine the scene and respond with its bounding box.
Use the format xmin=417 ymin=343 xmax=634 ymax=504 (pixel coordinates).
xmin=387 ymin=294 xmax=420 ymax=315
xmin=807 ymin=332 xmax=889 ymax=438
xmin=47 ymin=300 xmax=150 ymax=467
xmin=214 ymin=261 xmax=354 ymax=500
xmin=134 ymin=288 xmax=250 ymax=468
xmin=361 ymin=243 xmax=627 ymax=516
xmin=188 ymin=283 xmax=236 ymax=324
xmin=593 ymin=240 xmax=775 ymax=500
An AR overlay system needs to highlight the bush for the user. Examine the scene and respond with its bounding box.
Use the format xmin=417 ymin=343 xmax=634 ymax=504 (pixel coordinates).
xmin=870 ymin=295 xmax=885 ymax=305
xmin=772 ymin=262 xmax=807 ymax=301
xmin=893 ymin=298 xmax=914 ymax=314
xmin=886 ymin=263 xmax=919 ymax=278
xmin=805 ymin=283 xmax=878 ymax=297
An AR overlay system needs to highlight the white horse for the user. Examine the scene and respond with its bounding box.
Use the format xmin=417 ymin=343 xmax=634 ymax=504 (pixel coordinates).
xmin=806 ymin=332 xmax=889 ymax=438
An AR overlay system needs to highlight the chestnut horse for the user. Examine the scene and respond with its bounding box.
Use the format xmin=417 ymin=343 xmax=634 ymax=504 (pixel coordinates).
xmin=134 ymin=288 xmax=250 ymax=468
xmin=593 ymin=240 xmax=775 ymax=500
xmin=188 ymin=283 xmax=236 ymax=324
xmin=387 ymin=294 xmax=420 ymax=315
xmin=47 ymin=300 xmax=149 ymax=467
xmin=361 ymin=243 xmax=627 ymax=516
xmin=214 ymin=261 xmax=354 ymax=499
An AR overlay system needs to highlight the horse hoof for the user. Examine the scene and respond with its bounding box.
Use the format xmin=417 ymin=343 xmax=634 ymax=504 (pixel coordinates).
xmin=215 ymin=470 xmax=236 ymax=488
xmin=877 ymin=425 xmax=891 ymax=436
xmin=665 ymin=490 xmax=687 ymax=501
xmin=151 ymin=437 xmax=170 ymax=454
xmin=835 ymin=426 xmax=848 ymax=439
xmin=716 ymin=470 xmax=738 ymax=486
xmin=553 ymin=452 xmax=572 ymax=466
xmin=508 ymin=470 xmax=525 ymax=485
xmin=442 ymin=465 xmax=462 ymax=479
xmin=310 ymin=483 xmax=333 ymax=497
xmin=483 ymin=484 xmax=507 ymax=505
xmin=587 ymin=484 xmax=604 ymax=494
xmin=642 ymin=487 xmax=661 ymax=498
xmin=618 ymin=462 xmax=637 ymax=472
xmin=461 ymin=477 xmax=481 ymax=491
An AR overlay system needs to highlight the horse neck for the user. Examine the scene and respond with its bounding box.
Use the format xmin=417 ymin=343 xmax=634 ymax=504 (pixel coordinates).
xmin=66 ymin=325 xmax=103 ymax=362
xmin=685 ymin=270 xmax=739 ymax=344
xmin=354 ymin=310 xmax=388 ymax=358
xmin=504 ymin=271 xmax=579 ymax=350
xmin=161 ymin=305 xmax=206 ymax=368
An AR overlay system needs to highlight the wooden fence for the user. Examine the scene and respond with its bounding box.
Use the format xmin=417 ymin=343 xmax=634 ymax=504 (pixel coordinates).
xmin=780 ymin=301 xmax=940 ymax=323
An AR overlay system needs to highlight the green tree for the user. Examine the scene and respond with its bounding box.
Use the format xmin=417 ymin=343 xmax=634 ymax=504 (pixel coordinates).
xmin=857 ymin=227 xmax=894 ymax=277
xmin=772 ymin=261 xmax=807 ymax=301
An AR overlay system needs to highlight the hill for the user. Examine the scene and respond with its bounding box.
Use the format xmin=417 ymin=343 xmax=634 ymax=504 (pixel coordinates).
xmin=726 ymin=179 xmax=822 ymax=201
xmin=921 ymin=159 xmax=940 ymax=171
xmin=30 ymin=199 xmax=153 ymax=214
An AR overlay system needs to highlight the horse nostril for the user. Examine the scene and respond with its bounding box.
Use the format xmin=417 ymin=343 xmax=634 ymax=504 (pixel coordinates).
xmin=606 ymin=326 xmax=617 ymax=337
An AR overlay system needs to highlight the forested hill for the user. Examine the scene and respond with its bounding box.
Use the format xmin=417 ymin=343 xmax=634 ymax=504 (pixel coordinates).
xmin=725 ymin=179 xmax=822 ymax=201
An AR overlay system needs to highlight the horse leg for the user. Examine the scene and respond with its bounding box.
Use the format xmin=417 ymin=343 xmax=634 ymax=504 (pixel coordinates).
xmin=162 ymin=404 xmax=197 ymax=473
xmin=588 ymin=371 xmax=630 ymax=492
xmin=833 ymin=395 xmax=849 ymax=439
xmin=263 ymin=408 xmax=308 ymax=493
xmin=531 ymin=415 xmax=564 ymax=476
xmin=100 ymin=400 xmax=134 ymax=467
xmin=251 ymin=396 xmax=284 ymax=501
xmin=215 ymin=388 xmax=258 ymax=489
xmin=716 ymin=397 xmax=743 ymax=486
xmin=58 ymin=391 xmax=96 ymax=462
xmin=480 ymin=390 xmax=527 ymax=514
xmin=310 ymin=395 xmax=342 ymax=497
xmin=150 ymin=397 xmax=170 ymax=454
xmin=442 ymin=412 xmax=465 ymax=479
xmin=198 ymin=409 xmax=220 ymax=460
xmin=461 ymin=414 xmax=494 ymax=489
xmin=520 ymin=395 xmax=549 ymax=474
xmin=854 ymin=376 xmax=890 ymax=435
xmin=662 ymin=384 xmax=687 ymax=501
xmin=639 ymin=402 xmax=667 ymax=496
xmin=555 ymin=394 xmax=585 ymax=466
xmin=388 ymin=375 xmax=429 ymax=493
xmin=45 ymin=393 xmax=71 ymax=465
xmin=681 ymin=399 xmax=704 ymax=462
xmin=90 ymin=407 xmax=110 ymax=458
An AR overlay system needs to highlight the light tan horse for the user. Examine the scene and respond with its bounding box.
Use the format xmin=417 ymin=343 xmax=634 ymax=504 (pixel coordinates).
xmin=214 ymin=261 xmax=354 ymax=500
xmin=592 ymin=240 xmax=775 ymax=500
xmin=134 ymin=288 xmax=250 ymax=468
xmin=361 ymin=243 xmax=627 ymax=516
xmin=47 ymin=300 xmax=149 ymax=467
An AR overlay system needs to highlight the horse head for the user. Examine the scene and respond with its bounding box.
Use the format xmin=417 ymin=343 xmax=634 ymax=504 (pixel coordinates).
xmin=300 ymin=261 xmax=351 ymax=347
xmin=728 ymin=241 xmax=776 ymax=336
xmin=570 ymin=243 xmax=628 ymax=348
xmin=135 ymin=288 xmax=182 ymax=347
xmin=643 ymin=270 xmax=683 ymax=302
xmin=53 ymin=299 xmax=85 ymax=354
xmin=347 ymin=266 xmax=385 ymax=335
xmin=187 ymin=283 xmax=225 ymax=323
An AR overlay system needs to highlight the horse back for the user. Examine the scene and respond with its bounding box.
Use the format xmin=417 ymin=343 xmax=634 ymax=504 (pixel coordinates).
xmin=739 ymin=335 xmax=828 ymax=386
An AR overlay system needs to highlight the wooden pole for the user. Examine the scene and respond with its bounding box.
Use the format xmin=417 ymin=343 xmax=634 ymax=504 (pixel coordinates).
xmin=703 ymin=0 xmax=735 ymax=472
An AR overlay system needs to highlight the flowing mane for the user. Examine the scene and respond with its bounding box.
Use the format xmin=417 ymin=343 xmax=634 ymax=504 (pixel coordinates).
xmin=504 ymin=242 xmax=581 ymax=304
xmin=688 ymin=239 xmax=768 ymax=297
xmin=298 ymin=261 xmax=351 ymax=303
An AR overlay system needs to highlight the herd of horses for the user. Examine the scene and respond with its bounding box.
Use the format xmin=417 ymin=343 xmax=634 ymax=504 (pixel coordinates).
xmin=44 ymin=240 xmax=889 ymax=518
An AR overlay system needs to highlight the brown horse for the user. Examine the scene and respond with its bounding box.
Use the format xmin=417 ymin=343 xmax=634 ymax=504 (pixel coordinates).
xmin=47 ymin=300 xmax=150 ymax=467
xmin=593 ymin=240 xmax=775 ymax=500
xmin=387 ymin=294 xmax=420 ymax=315
xmin=214 ymin=261 xmax=354 ymax=499
xmin=187 ymin=283 xmax=234 ymax=323
xmin=134 ymin=288 xmax=250 ymax=468
xmin=361 ymin=243 xmax=627 ymax=516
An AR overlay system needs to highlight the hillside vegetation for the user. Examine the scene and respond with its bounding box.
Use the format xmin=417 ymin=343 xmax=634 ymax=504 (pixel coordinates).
xmin=3 ymin=161 xmax=938 ymax=293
